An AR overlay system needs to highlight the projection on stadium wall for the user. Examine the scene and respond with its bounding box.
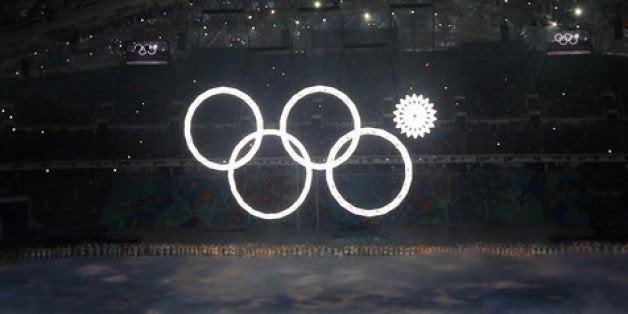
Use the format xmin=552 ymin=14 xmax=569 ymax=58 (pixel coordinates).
xmin=393 ymin=94 xmax=437 ymax=139
xmin=546 ymin=29 xmax=591 ymax=55
xmin=184 ymin=86 xmax=432 ymax=219
xmin=125 ymin=41 xmax=169 ymax=65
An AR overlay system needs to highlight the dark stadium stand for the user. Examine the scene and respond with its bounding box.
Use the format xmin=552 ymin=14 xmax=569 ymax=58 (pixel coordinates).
xmin=0 ymin=46 xmax=626 ymax=243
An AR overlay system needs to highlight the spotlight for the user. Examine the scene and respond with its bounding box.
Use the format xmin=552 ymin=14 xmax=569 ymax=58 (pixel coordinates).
xmin=574 ymin=7 xmax=582 ymax=16
xmin=363 ymin=12 xmax=370 ymax=20
xmin=314 ymin=1 xmax=321 ymax=8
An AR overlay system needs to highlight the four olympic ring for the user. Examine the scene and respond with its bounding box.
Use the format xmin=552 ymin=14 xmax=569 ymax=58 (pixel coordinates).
xmin=553 ymin=32 xmax=580 ymax=46
xmin=184 ymin=86 xmax=413 ymax=219
xmin=134 ymin=43 xmax=158 ymax=56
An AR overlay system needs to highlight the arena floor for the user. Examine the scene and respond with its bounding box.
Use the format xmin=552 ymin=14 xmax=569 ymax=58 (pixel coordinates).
xmin=1 ymin=254 xmax=626 ymax=313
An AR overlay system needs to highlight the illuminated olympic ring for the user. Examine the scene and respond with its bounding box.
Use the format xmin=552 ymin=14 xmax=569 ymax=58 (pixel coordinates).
xmin=280 ymin=86 xmax=361 ymax=170
xmin=184 ymin=86 xmax=413 ymax=219
xmin=326 ymin=128 xmax=413 ymax=217
xmin=228 ymin=129 xmax=313 ymax=220
xmin=184 ymin=87 xmax=264 ymax=171
xmin=553 ymin=32 xmax=579 ymax=46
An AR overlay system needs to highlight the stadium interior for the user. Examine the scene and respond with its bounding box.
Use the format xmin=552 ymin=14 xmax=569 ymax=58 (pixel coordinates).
xmin=0 ymin=0 xmax=626 ymax=312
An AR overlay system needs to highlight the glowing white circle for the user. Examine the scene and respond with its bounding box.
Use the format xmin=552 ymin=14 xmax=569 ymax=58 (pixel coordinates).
xmin=135 ymin=44 xmax=146 ymax=55
xmin=184 ymin=87 xmax=264 ymax=171
xmin=227 ymin=129 xmax=313 ymax=220
xmin=279 ymin=85 xmax=362 ymax=171
xmin=325 ymin=128 xmax=413 ymax=217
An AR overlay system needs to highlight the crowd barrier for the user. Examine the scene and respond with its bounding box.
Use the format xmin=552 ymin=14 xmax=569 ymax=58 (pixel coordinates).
xmin=1 ymin=242 xmax=626 ymax=262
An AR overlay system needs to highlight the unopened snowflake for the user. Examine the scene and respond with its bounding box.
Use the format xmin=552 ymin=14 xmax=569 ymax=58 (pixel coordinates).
xmin=393 ymin=94 xmax=437 ymax=139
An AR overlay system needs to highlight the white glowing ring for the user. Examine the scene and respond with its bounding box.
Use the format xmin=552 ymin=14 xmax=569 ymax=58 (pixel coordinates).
xmin=135 ymin=44 xmax=147 ymax=55
xmin=148 ymin=45 xmax=157 ymax=55
xmin=279 ymin=85 xmax=361 ymax=171
xmin=325 ymin=128 xmax=413 ymax=217
xmin=227 ymin=129 xmax=312 ymax=219
xmin=569 ymin=33 xmax=579 ymax=45
xmin=184 ymin=87 xmax=264 ymax=171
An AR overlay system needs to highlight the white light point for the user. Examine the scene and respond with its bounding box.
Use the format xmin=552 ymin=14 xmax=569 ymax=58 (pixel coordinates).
xmin=393 ymin=94 xmax=437 ymax=139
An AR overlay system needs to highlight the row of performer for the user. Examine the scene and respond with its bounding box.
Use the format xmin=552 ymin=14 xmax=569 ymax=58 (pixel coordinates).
xmin=2 ymin=242 xmax=627 ymax=261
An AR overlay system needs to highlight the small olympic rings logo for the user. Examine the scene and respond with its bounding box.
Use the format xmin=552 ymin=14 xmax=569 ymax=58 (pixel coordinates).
xmin=184 ymin=86 xmax=413 ymax=219
xmin=134 ymin=42 xmax=158 ymax=55
xmin=553 ymin=32 xmax=579 ymax=46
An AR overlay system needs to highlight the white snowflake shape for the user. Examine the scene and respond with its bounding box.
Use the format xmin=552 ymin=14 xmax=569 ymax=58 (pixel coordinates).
xmin=393 ymin=94 xmax=437 ymax=139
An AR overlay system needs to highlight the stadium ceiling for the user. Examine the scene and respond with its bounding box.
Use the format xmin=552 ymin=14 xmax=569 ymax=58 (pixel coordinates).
xmin=0 ymin=0 xmax=625 ymax=67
